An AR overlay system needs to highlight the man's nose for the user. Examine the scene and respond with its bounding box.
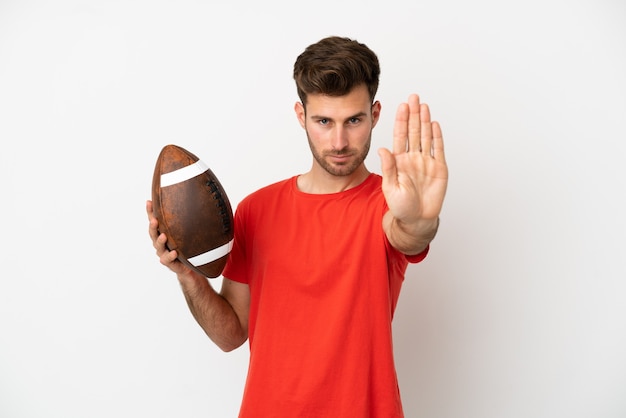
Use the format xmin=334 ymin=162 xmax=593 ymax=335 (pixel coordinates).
xmin=331 ymin=126 xmax=349 ymax=150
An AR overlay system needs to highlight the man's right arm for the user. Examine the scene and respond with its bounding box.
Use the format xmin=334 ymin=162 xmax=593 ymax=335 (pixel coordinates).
xmin=177 ymin=273 xmax=249 ymax=352
xmin=147 ymin=200 xmax=249 ymax=352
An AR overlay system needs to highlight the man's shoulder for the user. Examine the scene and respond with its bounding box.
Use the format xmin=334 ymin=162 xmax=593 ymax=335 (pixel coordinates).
xmin=241 ymin=176 xmax=296 ymax=204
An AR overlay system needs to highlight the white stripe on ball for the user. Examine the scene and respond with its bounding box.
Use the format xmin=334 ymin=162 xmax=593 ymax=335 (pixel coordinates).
xmin=187 ymin=239 xmax=234 ymax=267
xmin=160 ymin=160 xmax=209 ymax=187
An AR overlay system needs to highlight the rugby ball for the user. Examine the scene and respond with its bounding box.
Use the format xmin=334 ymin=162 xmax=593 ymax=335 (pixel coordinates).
xmin=152 ymin=144 xmax=234 ymax=278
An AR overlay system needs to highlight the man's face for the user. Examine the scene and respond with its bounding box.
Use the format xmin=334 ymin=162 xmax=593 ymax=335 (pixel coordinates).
xmin=295 ymin=85 xmax=381 ymax=177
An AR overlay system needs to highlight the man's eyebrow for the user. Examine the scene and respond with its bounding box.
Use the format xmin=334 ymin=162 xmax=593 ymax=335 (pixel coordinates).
xmin=309 ymin=111 xmax=368 ymax=121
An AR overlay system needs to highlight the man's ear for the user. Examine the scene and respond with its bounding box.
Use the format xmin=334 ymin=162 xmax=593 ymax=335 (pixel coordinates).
xmin=294 ymin=101 xmax=306 ymax=128
xmin=371 ymin=100 xmax=381 ymax=128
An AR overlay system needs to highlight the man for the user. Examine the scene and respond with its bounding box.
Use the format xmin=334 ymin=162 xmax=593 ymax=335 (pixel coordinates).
xmin=147 ymin=35 xmax=448 ymax=417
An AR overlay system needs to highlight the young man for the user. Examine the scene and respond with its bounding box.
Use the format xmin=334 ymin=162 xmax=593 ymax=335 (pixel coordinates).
xmin=147 ymin=36 xmax=448 ymax=417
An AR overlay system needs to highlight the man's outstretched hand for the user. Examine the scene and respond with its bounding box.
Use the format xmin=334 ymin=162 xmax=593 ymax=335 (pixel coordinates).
xmin=378 ymin=94 xmax=448 ymax=253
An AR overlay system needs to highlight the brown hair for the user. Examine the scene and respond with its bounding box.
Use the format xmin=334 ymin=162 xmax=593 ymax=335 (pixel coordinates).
xmin=293 ymin=36 xmax=380 ymax=106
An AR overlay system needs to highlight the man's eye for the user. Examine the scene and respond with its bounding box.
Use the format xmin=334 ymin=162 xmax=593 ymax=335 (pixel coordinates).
xmin=349 ymin=118 xmax=361 ymax=124
xmin=319 ymin=119 xmax=329 ymax=125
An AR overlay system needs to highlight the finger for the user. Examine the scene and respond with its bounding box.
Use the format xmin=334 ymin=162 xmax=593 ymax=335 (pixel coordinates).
xmin=160 ymin=247 xmax=178 ymax=265
xmin=393 ymin=102 xmax=409 ymax=154
xmin=146 ymin=200 xmax=153 ymax=219
xmin=432 ymin=121 xmax=446 ymax=162
xmin=420 ymin=103 xmax=433 ymax=156
xmin=146 ymin=200 xmax=160 ymax=242
xmin=156 ymin=230 xmax=168 ymax=250
xmin=156 ymin=234 xmax=179 ymax=269
xmin=407 ymin=94 xmax=421 ymax=153
xmin=378 ymin=148 xmax=398 ymax=187
xmin=158 ymin=244 xmax=189 ymax=275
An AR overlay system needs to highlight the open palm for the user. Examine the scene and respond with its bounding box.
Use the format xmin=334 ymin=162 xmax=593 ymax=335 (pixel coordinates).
xmin=378 ymin=94 xmax=448 ymax=224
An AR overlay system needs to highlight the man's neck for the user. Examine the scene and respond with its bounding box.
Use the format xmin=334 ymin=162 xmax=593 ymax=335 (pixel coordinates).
xmin=296 ymin=165 xmax=370 ymax=194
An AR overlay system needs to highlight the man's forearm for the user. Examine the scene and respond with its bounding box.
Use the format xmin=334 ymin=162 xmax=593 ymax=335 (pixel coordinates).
xmin=178 ymin=272 xmax=247 ymax=352
xmin=384 ymin=212 xmax=440 ymax=255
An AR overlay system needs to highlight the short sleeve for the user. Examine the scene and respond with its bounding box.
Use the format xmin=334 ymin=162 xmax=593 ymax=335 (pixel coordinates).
xmin=405 ymin=245 xmax=429 ymax=264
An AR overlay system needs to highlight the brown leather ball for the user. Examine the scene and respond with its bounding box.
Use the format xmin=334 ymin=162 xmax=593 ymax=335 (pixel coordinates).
xmin=152 ymin=144 xmax=234 ymax=278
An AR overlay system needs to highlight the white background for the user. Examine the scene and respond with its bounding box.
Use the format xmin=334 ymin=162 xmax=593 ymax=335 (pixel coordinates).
xmin=1 ymin=0 xmax=625 ymax=417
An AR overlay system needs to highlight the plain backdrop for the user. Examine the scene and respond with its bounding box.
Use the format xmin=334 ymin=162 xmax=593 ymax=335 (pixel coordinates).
xmin=1 ymin=0 xmax=625 ymax=417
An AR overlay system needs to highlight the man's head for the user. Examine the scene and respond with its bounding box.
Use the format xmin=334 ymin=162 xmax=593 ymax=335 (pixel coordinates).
xmin=293 ymin=36 xmax=380 ymax=107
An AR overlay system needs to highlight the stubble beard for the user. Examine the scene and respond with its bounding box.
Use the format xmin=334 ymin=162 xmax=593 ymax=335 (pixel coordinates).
xmin=306 ymin=130 xmax=372 ymax=177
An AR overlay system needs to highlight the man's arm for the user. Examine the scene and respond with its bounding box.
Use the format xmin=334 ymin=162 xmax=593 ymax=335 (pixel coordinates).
xmin=178 ymin=273 xmax=249 ymax=352
xmin=378 ymin=94 xmax=448 ymax=255
xmin=382 ymin=212 xmax=439 ymax=255
xmin=147 ymin=200 xmax=249 ymax=352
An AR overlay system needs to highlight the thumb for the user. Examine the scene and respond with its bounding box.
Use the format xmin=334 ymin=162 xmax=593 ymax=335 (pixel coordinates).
xmin=378 ymin=148 xmax=397 ymax=189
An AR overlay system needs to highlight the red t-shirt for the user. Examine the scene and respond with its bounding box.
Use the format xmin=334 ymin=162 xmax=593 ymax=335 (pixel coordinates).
xmin=222 ymin=174 xmax=428 ymax=418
